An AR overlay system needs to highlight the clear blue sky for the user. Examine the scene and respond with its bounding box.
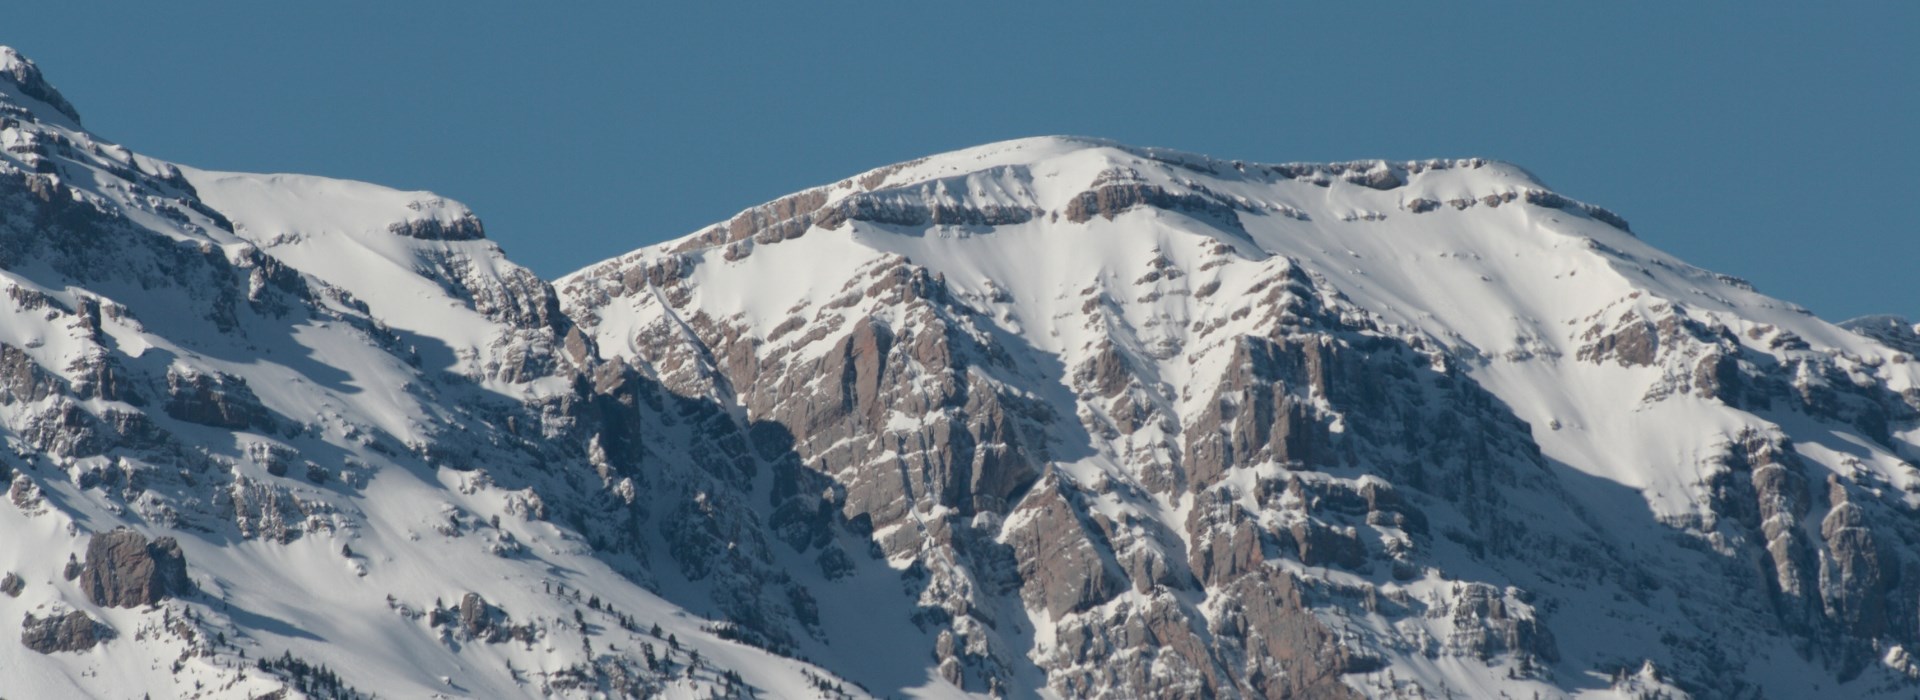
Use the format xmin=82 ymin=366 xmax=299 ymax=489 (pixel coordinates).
xmin=8 ymin=3 xmax=1916 ymax=319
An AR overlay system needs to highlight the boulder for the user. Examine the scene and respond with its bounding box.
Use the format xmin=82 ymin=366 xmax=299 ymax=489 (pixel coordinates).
xmin=20 ymin=611 xmax=111 ymax=653
xmin=78 ymin=529 xmax=193 ymax=608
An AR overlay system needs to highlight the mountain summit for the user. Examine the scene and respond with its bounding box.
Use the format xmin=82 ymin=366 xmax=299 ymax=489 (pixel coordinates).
xmin=4 ymin=47 xmax=1920 ymax=700
xmin=0 ymin=46 xmax=80 ymax=125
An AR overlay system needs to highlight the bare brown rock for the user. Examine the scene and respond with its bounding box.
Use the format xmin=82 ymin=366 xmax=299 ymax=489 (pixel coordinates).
xmin=1185 ymin=490 xmax=1265 ymax=585
xmin=1288 ymin=520 xmax=1367 ymax=570
xmin=79 ymin=529 xmax=193 ymax=608
xmin=1184 ymin=338 xmax=1339 ymax=492
xmin=1063 ymin=181 xmax=1246 ymax=235
xmin=0 ymin=343 xmax=62 ymax=404
xmin=1005 ymin=479 xmax=1124 ymax=620
xmin=1074 ymin=341 xmax=1133 ymax=399
xmin=1216 ymin=570 xmax=1363 ymax=699
xmin=20 ymin=611 xmax=111 ymax=654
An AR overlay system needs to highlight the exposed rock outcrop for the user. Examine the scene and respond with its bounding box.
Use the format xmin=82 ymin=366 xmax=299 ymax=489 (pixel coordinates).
xmin=817 ymin=193 xmax=1040 ymax=231
xmin=1004 ymin=479 xmax=1125 ymax=620
xmin=163 ymin=367 xmax=273 ymax=431
xmin=20 ymin=611 xmax=111 ymax=654
xmin=1064 ymin=169 xmax=1251 ymax=234
xmin=388 ymin=211 xmax=486 ymax=241
xmin=78 ymin=529 xmax=193 ymax=608
xmin=432 ymin=592 xmax=534 ymax=644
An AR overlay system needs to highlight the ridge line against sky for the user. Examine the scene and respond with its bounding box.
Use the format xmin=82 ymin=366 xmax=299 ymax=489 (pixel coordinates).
xmin=6 ymin=3 xmax=1916 ymax=319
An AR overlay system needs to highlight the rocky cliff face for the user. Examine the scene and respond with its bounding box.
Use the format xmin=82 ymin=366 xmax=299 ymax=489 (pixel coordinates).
xmin=5 ymin=46 xmax=1920 ymax=700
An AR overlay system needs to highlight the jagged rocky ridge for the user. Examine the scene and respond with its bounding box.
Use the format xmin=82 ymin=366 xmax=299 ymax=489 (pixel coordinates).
xmin=4 ymin=45 xmax=1920 ymax=700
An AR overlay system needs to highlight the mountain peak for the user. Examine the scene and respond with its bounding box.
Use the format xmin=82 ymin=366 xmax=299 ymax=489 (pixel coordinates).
xmin=0 ymin=46 xmax=82 ymax=126
xmin=553 ymin=131 xmax=1920 ymax=699
xmin=629 ymin=136 xmax=1616 ymax=272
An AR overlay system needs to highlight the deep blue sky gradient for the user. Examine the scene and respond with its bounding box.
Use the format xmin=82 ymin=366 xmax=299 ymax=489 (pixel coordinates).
xmin=8 ymin=3 xmax=1916 ymax=318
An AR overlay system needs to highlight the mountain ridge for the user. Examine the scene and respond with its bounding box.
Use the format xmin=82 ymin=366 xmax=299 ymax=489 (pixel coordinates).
xmin=4 ymin=45 xmax=1920 ymax=700
xmin=572 ymin=135 xmax=1617 ymax=271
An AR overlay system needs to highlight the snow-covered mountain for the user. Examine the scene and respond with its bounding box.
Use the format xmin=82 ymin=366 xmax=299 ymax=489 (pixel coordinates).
xmin=5 ymin=46 xmax=1920 ymax=699
xmin=0 ymin=45 xmax=866 ymax=699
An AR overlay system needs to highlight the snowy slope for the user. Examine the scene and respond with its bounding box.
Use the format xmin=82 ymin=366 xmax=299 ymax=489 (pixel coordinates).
xmin=0 ymin=46 xmax=875 ymax=700
xmin=178 ymin=167 xmax=586 ymax=395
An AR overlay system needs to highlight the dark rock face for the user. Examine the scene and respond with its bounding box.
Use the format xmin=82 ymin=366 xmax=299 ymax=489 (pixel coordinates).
xmin=672 ymin=187 xmax=832 ymax=253
xmin=1045 ymin=594 xmax=1223 ymax=698
xmin=1065 ymin=177 xmax=1248 ymax=234
xmin=1522 ymin=187 xmax=1631 ymax=232
xmin=1214 ymin=571 xmax=1363 ymax=700
xmin=163 ymin=367 xmax=273 ymax=431
xmin=1287 ymin=519 xmax=1366 ymax=570
xmin=1440 ymin=583 xmax=1559 ymax=664
xmin=729 ymin=289 xmax=1046 ymax=532
xmin=1585 ymin=205 xmax=1632 ymax=232
xmin=1820 ymin=479 xmax=1888 ymax=641
xmin=79 ymin=529 xmax=193 ymax=608
xmin=1707 ymin=432 xmax=1818 ymax=621
xmin=1004 ymin=479 xmax=1125 ymax=620
xmin=1075 ymin=341 xmax=1135 ymax=400
xmin=0 ymin=571 xmax=21 ymax=597
xmin=1577 ymin=306 xmax=1724 ymax=369
xmin=20 ymin=611 xmax=111 ymax=654
xmin=444 ymin=592 xmax=534 ymax=644
xmin=0 ymin=343 xmax=62 ymax=404
xmin=1184 ymin=336 xmax=1342 ymax=491
xmin=583 ymin=253 xmax=1058 ymax=686
xmin=388 ymin=212 xmax=486 ymax=241
xmin=816 ymin=193 xmax=1039 ymax=231
xmin=1343 ymin=166 xmax=1403 ymax=191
